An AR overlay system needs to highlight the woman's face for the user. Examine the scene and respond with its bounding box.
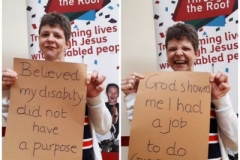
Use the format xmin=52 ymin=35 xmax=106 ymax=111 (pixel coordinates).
xmin=106 ymin=86 xmax=119 ymax=105
xmin=166 ymin=37 xmax=199 ymax=71
xmin=39 ymin=24 xmax=69 ymax=61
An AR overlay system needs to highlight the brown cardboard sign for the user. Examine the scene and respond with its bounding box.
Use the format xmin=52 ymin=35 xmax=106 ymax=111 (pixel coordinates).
xmin=3 ymin=58 xmax=87 ymax=160
xmin=128 ymin=71 xmax=211 ymax=160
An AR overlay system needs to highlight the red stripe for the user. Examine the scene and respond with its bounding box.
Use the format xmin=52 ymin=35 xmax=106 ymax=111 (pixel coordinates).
xmin=2 ymin=127 xmax=6 ymax=137
xmin=210 ymin=109 xmax=216 ymax=117
xmin=83 ymin=139 xmax=93 ymax=147
xmin=101 ymin=152 xmax=119 ymax=160
xmin=121 ymin=136 xmax=130 ymax=146
xmin=209 ymin=135 xmax=218 ymax=142
xmin=84 ymin=117 xmax=89 ymax=124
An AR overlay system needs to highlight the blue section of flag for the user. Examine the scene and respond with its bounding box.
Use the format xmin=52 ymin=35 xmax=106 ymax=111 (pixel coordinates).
xmin=205 ymin=16 xmax=225 ymax=26
xmin=77 ymin=10 xmax=96 ymax=21
xmin=108 ymin=6 xmax=114 ymax=10
xmin=74 ymin=25 xmax=78 ymax=29
xmin=225 ymin=68 xmax=229 ymax=73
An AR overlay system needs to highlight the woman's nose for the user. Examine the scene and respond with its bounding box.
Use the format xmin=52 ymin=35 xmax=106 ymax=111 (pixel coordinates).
xmin=47 ymin=34 xmax=54 ymax=42
xmin=175 ymin=49 xmax=183 ymax=56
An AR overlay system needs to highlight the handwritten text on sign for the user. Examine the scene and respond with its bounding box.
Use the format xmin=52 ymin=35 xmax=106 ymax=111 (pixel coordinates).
xmin=128 ymin=72 xmax=211 ymax=160
xmin=3 ymin=58 xmax=87 ymax=160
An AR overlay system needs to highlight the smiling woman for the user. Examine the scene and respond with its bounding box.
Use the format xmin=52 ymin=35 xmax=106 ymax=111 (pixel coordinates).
xmin=2 ymin=12 xmax=112 ymax=160
xmin=165 ymin=23 xmax=200 ymax=72
xmin=121 ymin=23 xmax=238 ymax=160
xmin=39 ymin=24 xmax=70 ymax=61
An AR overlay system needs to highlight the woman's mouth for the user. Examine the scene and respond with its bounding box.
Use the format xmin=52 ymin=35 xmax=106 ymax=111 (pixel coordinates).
xmin=174 ymin=60 xmax=187 ymax=65
xmin=46 ymin=46 xmax=55 ymax=49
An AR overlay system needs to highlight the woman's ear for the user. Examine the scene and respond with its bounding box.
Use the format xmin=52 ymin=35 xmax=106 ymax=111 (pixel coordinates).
xmin=195 ymin=49 xmax=200 ymax=58
xmin=66 ymin=40 xmax=71 ymax=49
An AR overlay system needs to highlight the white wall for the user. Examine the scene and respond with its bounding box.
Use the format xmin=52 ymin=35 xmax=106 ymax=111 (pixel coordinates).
xmin=121 ymin=1 xmax=157 ymax=159
xmin=3 ymin=0 xmax=29 ymax=69
xmin=2 ymin=1 xmax=29 ymax=126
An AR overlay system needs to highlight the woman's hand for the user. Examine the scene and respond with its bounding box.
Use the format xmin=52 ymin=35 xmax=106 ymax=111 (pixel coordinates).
xmin=210 ymin=71 xmax=230 ymax=100
xmin=86 ymin=70 xmax=106 ymax=98
xmin=121 ymin=72 xmax=144 ymax=95
xmin=2 ymin=69 xmax=18 ymax=90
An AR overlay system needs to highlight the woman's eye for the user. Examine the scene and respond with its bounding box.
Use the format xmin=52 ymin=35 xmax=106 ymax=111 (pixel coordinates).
xmin=183 ymin=47 xmax=190 ymax=51
xmin=55 ymin=35 xmax=62 ymax=38
xmin=168 ymin=48 xmax=176 ymax=52
xmin=41 ymin=33 xmax=48 ymax=37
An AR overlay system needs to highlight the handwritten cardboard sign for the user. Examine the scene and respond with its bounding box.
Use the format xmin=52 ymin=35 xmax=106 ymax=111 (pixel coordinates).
xmin=128 ymin=71 xmax=211 ymax=160
xmin=3 ymin=58 xmax=87 ymax=160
